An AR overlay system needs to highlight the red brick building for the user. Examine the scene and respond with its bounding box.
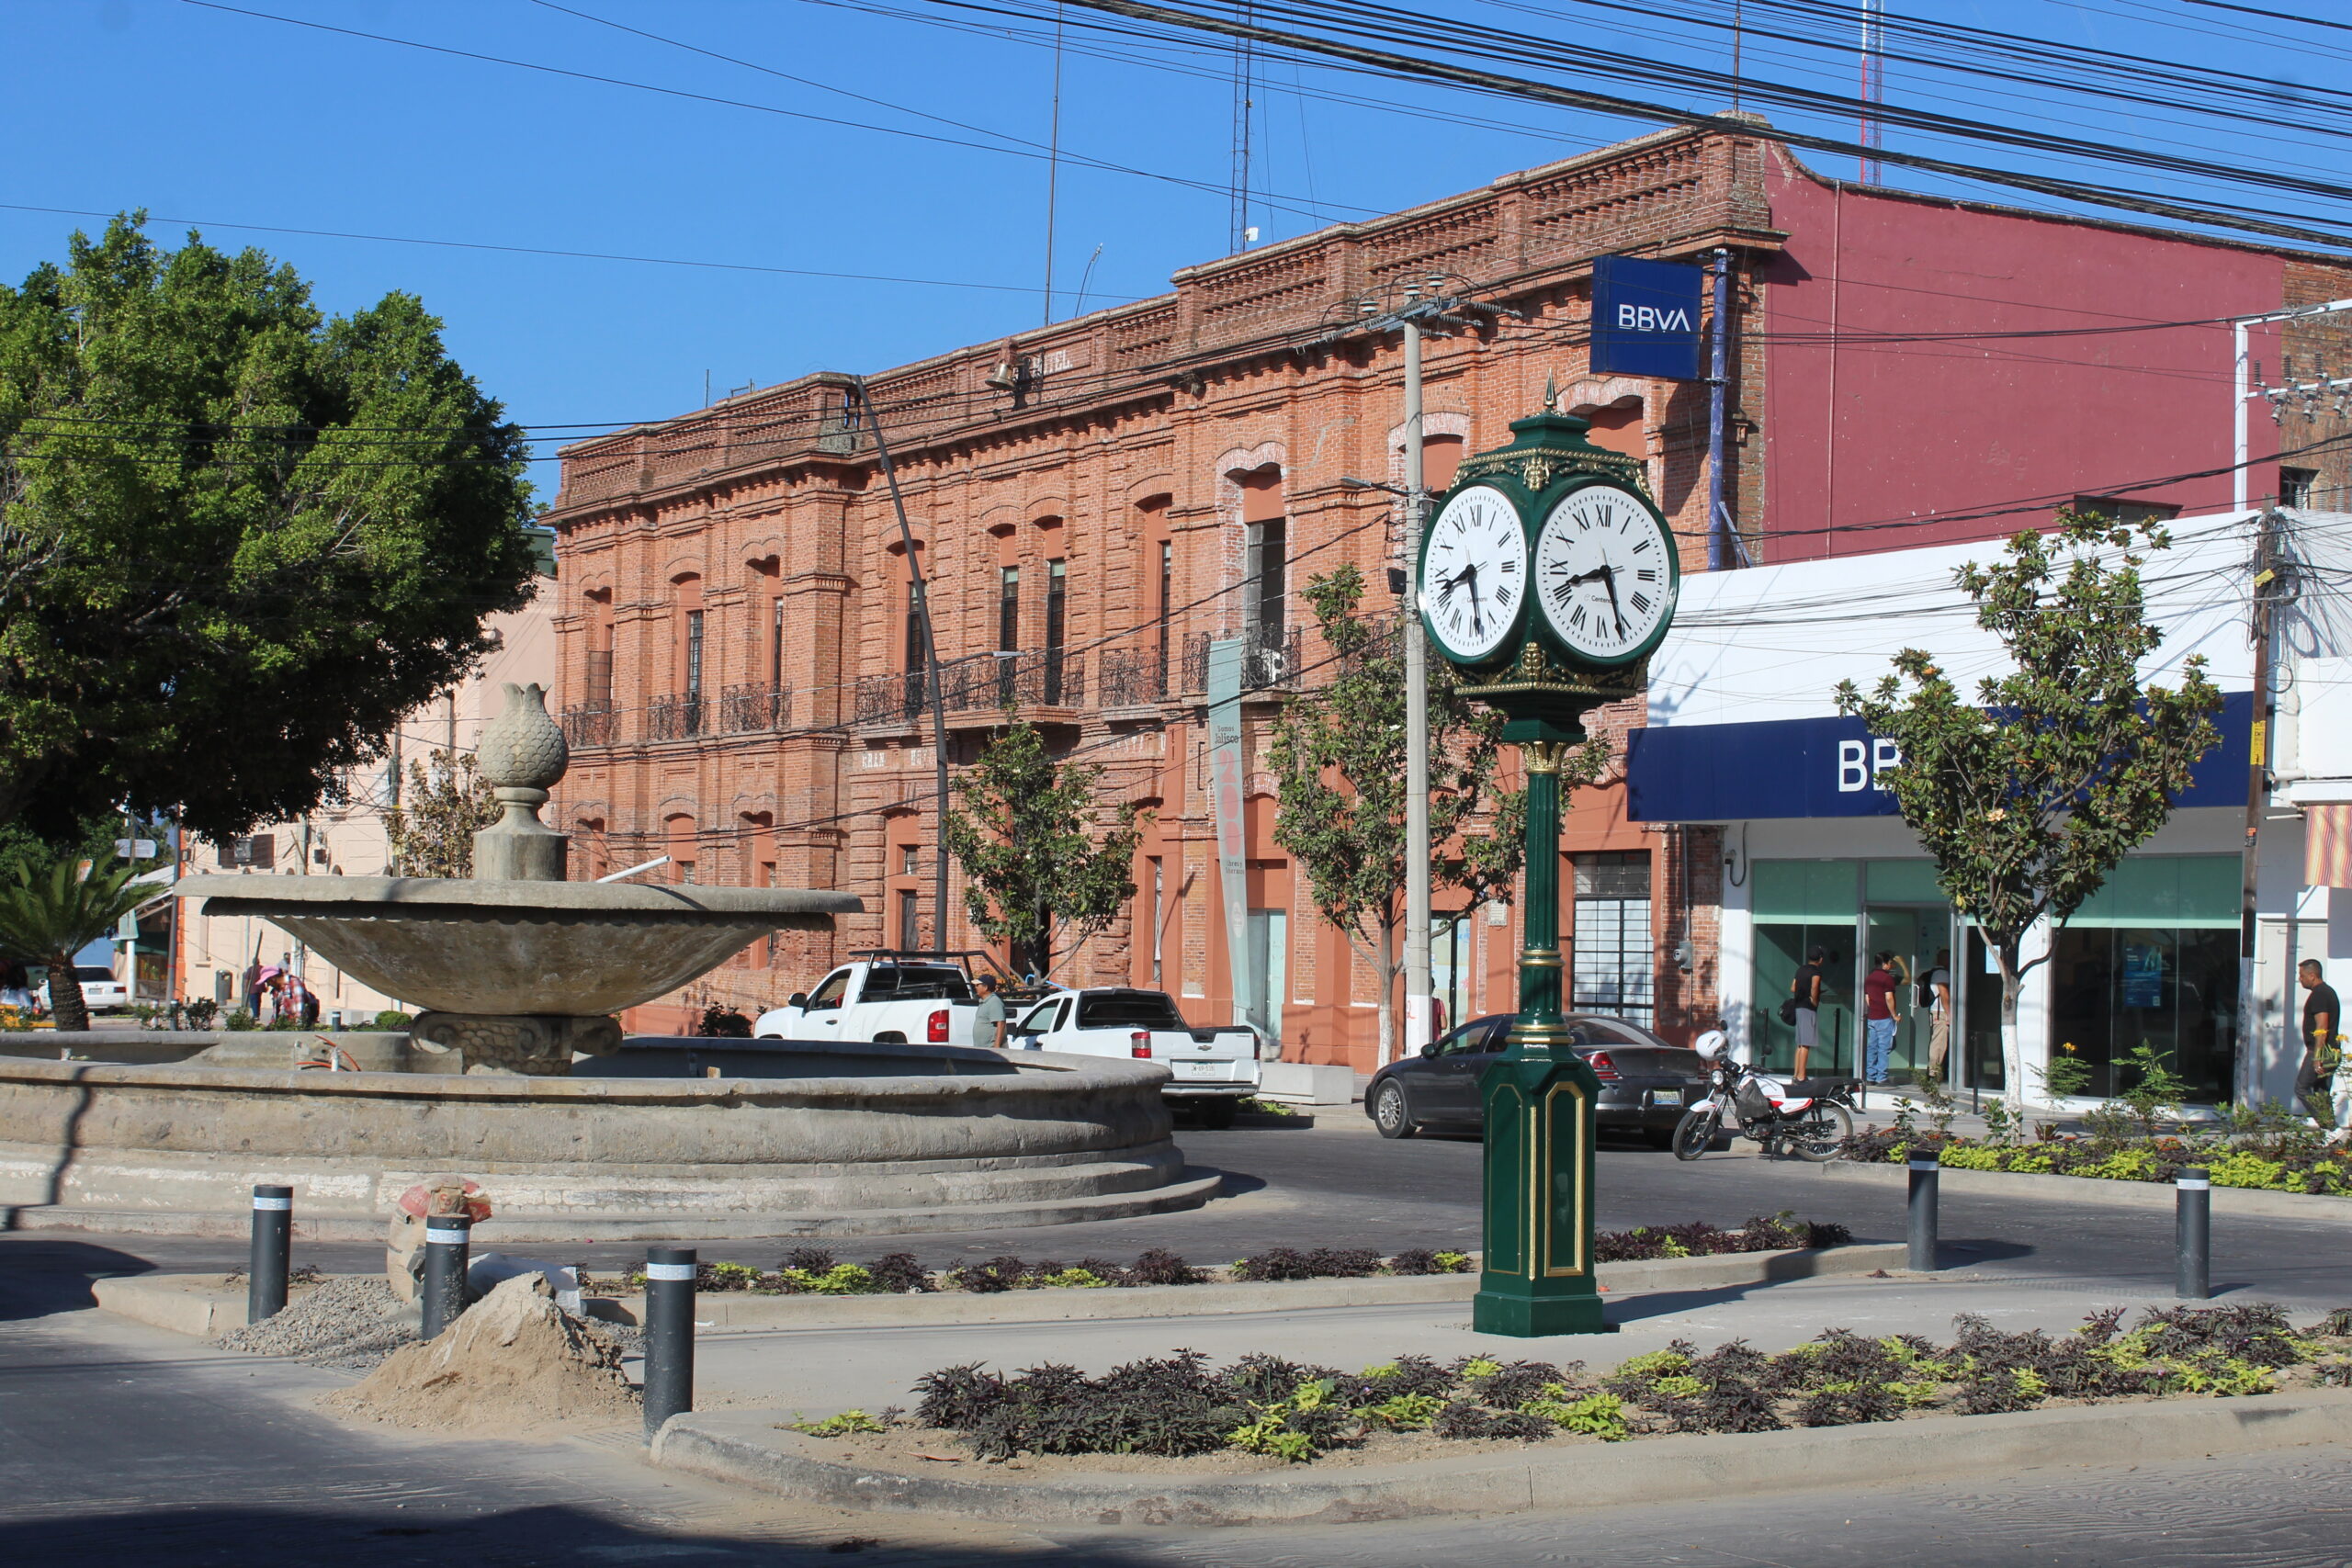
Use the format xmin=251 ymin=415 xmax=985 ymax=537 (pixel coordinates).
xmin=543 ymin=123 xmax=2351 ymax=1061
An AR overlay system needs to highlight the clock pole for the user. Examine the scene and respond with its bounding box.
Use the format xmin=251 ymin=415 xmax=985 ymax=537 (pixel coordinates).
xmin=1419 ymin=390 xmax=1673 ymax=1338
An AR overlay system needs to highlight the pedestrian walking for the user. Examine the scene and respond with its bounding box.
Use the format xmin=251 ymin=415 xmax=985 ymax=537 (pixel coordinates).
xmin=971 ymin=973 xmax=1009 ymax=1050
xmin=1789 ymin=946 xmax=1828 ymax=1080
xmin=2300 ymin=959 xmax=2341 ymax=1124
xmin=1922 ymin=947 xmax=1953 ymax=1078
xmin=1863 ymin=951 xmax=1903 ymax=1083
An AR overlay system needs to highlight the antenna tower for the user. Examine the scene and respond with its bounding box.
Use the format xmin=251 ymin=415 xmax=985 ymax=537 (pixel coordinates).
xmin=1229 ymin=1 xmax=1255 ymax=251
xmin=1859 ymin=0 xmax=1885 ymax=185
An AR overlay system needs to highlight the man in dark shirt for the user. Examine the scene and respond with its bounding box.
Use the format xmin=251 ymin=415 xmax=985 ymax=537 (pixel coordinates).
xmin=2299 ymin=959 xmax=2339 ymax=1122
xmin=1790 ymin=948 xmax=1829 ymax=1080
xmin=1862 ymin=952 xmax=1901 ymax=1084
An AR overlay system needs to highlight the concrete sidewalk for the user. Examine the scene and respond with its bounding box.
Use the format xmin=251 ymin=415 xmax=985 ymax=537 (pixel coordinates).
xmin=675 ymin=1265 xmax=2352 ymax=1420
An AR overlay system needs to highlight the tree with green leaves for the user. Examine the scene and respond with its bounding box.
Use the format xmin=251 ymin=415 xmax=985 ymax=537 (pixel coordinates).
xmin=1267 ymin=563 xmax=1599 ymax=1066
xmin=944 ymin=716 xmax=1144 ymax=979
xmin=385 ymin=749 xmax=499 ymax=878
xmin=1836 ymin=512 xmax=2223 ymax=1108
xmin=0 ymin=216 xmax=538 ymax=841
xmin=0 ymin=850 xmax=152 ymax=1031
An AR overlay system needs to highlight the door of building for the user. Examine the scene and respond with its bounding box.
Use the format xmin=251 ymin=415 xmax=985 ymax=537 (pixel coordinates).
xmin=1245 ymin=908 xmax=1286 ymax=1043
xmin=1861 ymin=905 xmax=1951 ymax=1085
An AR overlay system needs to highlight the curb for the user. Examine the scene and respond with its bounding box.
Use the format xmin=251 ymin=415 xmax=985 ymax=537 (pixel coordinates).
xmin=580 ymin=1243 xmax=1906 ymax=1329
xmin=5 ymin=1168 xmax=1227 ymax=1243
xmin=1816 ymin=1158 xmax=2352 ymax=1222
xmin=93 ymin=1244 xmax=1906 ymax=1337
xmin=649 ymin=1389 xmax=2352 ymax=1528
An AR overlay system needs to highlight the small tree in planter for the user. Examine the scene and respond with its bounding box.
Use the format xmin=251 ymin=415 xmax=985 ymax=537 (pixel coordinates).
xmin=1836 ymin=512 xmax=2222 ymax=1111
xmin=944 ymin=716 xmax=1144 ymax=980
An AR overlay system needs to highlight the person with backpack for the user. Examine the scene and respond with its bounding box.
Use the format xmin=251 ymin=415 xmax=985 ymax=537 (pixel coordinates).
xmin=1922 ymin=947 xmax=1953 ymax=1078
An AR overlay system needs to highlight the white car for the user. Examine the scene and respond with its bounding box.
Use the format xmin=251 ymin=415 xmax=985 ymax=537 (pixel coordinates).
xmin=755 ymin=953 xmax=983 ymax=1045
xmin=1010 ymin=987 xmax=1262 ymax=1127
xmin=53 ymin=964 xmax=130 ymax=1015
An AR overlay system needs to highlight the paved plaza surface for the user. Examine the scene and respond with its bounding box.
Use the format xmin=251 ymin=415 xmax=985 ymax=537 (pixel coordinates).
xmin=6 ymin=1115 xmax=2352 ymax=1565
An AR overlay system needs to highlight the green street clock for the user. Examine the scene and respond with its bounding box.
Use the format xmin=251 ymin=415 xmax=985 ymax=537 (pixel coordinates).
xmin=1416 ymin=388 xmax=1681 ymax=1337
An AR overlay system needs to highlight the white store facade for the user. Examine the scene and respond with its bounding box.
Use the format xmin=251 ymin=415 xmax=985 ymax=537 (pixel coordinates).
xmin=1626 ymin=509 xmax=2352 ymax=1108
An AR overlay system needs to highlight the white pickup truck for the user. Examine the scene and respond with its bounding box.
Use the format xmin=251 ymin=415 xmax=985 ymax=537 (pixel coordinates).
xmin=1010 ymin=987 xmax=1261 ymax=1127
xmin=753 ymin=954 xmax=984 ymax=1046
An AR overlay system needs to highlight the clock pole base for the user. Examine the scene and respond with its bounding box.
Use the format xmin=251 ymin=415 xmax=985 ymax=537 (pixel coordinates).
xmin=1471 ymin=1280 xmax=1616 ymax=1337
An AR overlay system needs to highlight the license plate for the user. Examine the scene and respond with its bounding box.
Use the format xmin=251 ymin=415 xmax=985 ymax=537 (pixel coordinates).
xmin=1652 ymin=1089 xmax=1682 ymax=1107
xmin=1176 ymin=1060 xmax=1230 ymax=1078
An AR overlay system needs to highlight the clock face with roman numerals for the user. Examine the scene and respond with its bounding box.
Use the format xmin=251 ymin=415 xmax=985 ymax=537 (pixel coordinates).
xmin=1532 ymin=482 xmax=1679 ymax=667
xmin=1419 ymin=484 xmax=1529 ymax=665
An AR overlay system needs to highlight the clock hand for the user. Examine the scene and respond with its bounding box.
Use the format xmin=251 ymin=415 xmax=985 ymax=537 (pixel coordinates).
xmin=1463 ymin=561 xmax=1486 ymax=632
xmin=1598 ymin=564 xmax=1625 ymax=637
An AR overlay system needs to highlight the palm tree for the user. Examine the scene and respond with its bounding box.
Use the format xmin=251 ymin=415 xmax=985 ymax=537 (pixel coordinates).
xmin=0 ymin=852 xmax=153 ymax=1032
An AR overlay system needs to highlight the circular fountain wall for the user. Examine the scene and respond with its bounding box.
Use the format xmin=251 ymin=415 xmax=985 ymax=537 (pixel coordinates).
xmin=0 ymin=1037 xmax=1216 ymax=1239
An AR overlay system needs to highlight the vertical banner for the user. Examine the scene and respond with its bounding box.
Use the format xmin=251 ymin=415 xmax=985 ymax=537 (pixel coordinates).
xmin=1589 ymin=255 xmax=1706 ymax=381
xmin=1206 ymin=639 xmax=1257 ymax=1029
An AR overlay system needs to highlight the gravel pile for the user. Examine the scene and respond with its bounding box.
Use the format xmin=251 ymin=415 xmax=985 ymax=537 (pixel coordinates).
xmin=216 ymin=1276 xmax=420 ymax=1371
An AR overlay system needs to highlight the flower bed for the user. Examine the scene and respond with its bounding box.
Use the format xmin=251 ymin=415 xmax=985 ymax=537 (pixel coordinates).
xmin=1847 ymin=1125 xmax=2352 ymax=1195
xmin=580 ymin=1214 xmax=1852 ymax=1297
xmin=782 ymin=1303 xmax=2352 ymax=1467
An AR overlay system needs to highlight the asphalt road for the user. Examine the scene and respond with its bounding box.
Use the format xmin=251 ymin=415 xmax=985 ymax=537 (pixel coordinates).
xmin=25 ymin=1112 xmax=2352 ymax=1307
xmin=6 ymin=1114 xmax=2352 ymax=1566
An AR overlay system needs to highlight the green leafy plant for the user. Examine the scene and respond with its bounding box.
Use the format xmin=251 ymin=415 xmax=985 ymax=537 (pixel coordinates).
xmin=222 ymin=1009 xmax=258 ymax=1032
xmin=371 ymin=1010 xmax=413 ymax=1030
xmin=1835 ymin=513 xmax=2223 ymax=1111
xmin=1521 ymin=1389 xmax=1631 ymax=1440
xmin=0 ymin=216 xmax=538 ymax=841
xmin=786 ymin=1409 xmax=888 ymax=1437
xmin=942 ymin=717 xmax=1142 ymax=980
xmin=1228 ymin=1376 xmax=1340 ymax=1461
xmin=2038 ymin=1051 xmax=2096 ymax=1101
xmin=2117 ymin=1041 xmax=2196 ymax=1137
xmin=182 ymin=998 xmax=219 ymax=1029
xmin=0 ymin=852 xmax=153 ymax=1032
xmin=383 ymin=750 xmax=499 ymax=879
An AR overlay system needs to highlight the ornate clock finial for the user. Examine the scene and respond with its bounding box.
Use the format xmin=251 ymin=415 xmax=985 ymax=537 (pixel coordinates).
xmin=1543 ymin=371 xmax=1559 ymax=412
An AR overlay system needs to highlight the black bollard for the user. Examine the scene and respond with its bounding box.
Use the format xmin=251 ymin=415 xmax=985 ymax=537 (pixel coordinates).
xmin=2176 ymin=1166 xmax=2211 ymax=1301
xmin=642 ymin=1246 xmax=698 ymax=1442
xmin=420 ymin=1213 xmax=472 ymax=1338
xmin=1907 ymin=1148 xmax=1940 ymax=1271
xmin=247 ymin=1184 xmax=292 ymax=1323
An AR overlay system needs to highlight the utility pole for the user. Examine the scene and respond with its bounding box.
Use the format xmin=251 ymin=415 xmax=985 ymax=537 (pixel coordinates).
xmin=855 ymin=378 xmax=955 ymax=956
xmin=1336 ymin=276 xmax=1519 ymax=1064
xmin=2239 ymin=509 xmax=2282 ymax=1104
xmin=1705 ymin=247 xmax=1736 ymax=571
xmin=1401 ymin=288 xmax=1433 ymax=1065
xmin=2234 ymin=299 xmax=2352 ymax=512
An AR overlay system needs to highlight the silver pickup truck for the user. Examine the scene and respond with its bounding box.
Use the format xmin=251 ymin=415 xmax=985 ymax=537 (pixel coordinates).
xmin=1011 ymin=987 xmax=1262 ymax=1127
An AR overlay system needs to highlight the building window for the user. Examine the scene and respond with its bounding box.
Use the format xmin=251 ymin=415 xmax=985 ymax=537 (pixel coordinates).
xmin=1572 ymin=851 xmax=1654 ymax=1027
xmin=1246 ymin=517 xmax=1286 ymax=647
xmin=1045 ymin=558 xmax=1068 ymax=704
xmin=2072 ymin=494 xmax=2179 ymax=525
xmin=998 ymin=565 xmax=1021 ymax=704
xmin=897 ymin=887 xmax=921 ymax=951
xmin=1156 ymin=539 xmax=1174 ymax=695
xmin=2282 ymin=467 xmax=2318 ymax=509
xmin=684 ymin=609 xmax=706 ymax=700
xmin=900 ymin=844 xmax=920 ymax=876
xmin=771 ymin=596 xmax=786 ymax=690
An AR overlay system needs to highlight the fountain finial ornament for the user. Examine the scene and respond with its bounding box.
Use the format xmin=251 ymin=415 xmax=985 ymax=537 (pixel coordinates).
xmin=470 ymin=682 xmax=570 ymax=883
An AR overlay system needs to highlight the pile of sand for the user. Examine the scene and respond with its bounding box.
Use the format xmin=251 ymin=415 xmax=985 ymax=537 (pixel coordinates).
xmin=322 ymin=1273 xmax=639 ymax=1439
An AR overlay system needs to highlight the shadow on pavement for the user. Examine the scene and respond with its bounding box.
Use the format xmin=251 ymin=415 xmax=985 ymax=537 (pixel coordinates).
xmin=0 ymin=1506 xmax=1160 ymax=1568
xmin=0 ymin=1237 xmax=156 ymax=1321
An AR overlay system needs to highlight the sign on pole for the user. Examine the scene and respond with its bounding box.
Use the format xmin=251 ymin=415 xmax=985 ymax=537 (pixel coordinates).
xmin=1589 ymin=255 xmax=1706 ymax=381
xmin=1205 ymin=639 xmax=1257 ymax=1030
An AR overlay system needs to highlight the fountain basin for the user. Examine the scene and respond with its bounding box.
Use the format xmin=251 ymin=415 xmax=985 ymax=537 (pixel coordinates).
xmin=0 ymin=1045 xmax=1218 ymax=1239
xmin=178 ymin=875 xmax=857 ymax=1017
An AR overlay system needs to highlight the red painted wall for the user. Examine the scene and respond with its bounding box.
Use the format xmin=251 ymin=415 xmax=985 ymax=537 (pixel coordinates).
xmin=1760 ymin=148 xmax=2284 ymax=560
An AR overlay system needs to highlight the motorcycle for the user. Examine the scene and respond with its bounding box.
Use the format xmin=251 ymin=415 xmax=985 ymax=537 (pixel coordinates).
xmin=1672 ymin=1032 xmax=1855 ymax=1162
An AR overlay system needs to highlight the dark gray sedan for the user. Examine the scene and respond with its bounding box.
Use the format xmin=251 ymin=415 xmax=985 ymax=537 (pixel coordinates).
xmin=1363 ymin=1012 xmax=1710 ymax=1147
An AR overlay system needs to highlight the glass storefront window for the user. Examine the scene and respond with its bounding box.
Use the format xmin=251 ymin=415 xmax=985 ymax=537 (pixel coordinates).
xmin=2046 ymin=925 xmax=2237 ymax=1100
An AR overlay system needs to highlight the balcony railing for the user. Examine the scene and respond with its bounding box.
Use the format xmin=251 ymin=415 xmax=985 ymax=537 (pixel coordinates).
xmin=1098 ymin=645 xmax=1171 ymax=708
xmin=1182 ymin=626 xmax=1304 ymax=696
xmin=720 ymin=683 xmax=791 ymax=733
xmin=853 ymin=649 xmax=1090 ymax=728
xmin=648 ymin=693 xmax=704 ymax=742
xmin=561 ymin=703 xmax=618 ymax=749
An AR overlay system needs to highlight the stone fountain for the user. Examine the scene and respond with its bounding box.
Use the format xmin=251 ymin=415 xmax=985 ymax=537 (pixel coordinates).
xmin=0 ymin=685 xmax=1216 ymax=1237
xmin=178 ymin=682 xmax=853 ymax=1073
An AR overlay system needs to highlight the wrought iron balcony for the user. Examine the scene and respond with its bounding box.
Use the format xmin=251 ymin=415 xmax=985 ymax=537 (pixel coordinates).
xmin=561 ymin=703 xmax=618 ymax=749
xmin=1182 ymin=626 xmax=1304 ymax=696
xmin=647 ymin=693 xmax=704 ymax=742
xmin=1098 ymin=646 xmax=1171 ymax=708
xmin=854 ymin=649 xmax=1089 ymax=729
xmin=720 ymin=683 xmax=790 ymax=733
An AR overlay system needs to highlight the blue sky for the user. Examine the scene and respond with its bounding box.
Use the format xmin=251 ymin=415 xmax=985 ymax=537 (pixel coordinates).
xmin=4 ymin=0 xmax=2346 ymax=497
